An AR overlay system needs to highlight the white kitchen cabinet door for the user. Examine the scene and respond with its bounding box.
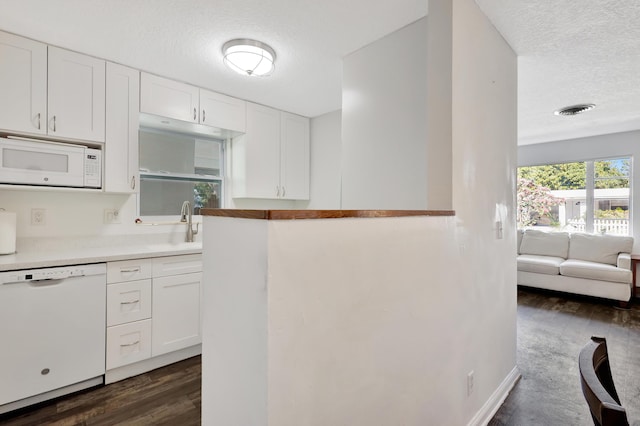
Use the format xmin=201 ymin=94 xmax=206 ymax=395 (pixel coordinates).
xmin=47 ymin=46 xmax=105 ymax=142
xmin=105 ymin=62 xmax=140 ymax=193
xmin=151 ymin=272 xmax=202 ymax=357
xmin=232 ymin=102 xmax=281 ymax=199
xmin=199 ymin=89 xmax=246 ymax=132
xmin=140 ymin=73 xmax=199 ymax=123
xmin=0 ymin=31 xmax=47 ymax=135
xmin=280 ymin=112 xmax=310 ymax=200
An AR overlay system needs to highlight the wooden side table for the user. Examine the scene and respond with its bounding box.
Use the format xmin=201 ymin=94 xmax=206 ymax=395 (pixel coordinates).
xmin=632 ymin=254 xmax=640 ymax=298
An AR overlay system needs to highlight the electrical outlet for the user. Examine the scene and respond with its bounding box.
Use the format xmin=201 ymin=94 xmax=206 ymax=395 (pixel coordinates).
xmin=467 ymin=370 xmax=474 ymax=396
xmin=31 ymin=208 xmax=46 ymax=226
xmin=104 ymin=209 xmax=121 ymax=224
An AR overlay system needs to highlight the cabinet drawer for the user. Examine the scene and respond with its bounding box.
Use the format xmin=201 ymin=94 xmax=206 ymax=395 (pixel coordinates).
xmin=152 ymin=254 xmax=202 ymax=277
xmin=106 ymin=319 xmax=152 ymax=370
xmin=107 ymin=259 xmax=153 ymax=283
xmin=106 ymin=279 xmax=152 ymax=326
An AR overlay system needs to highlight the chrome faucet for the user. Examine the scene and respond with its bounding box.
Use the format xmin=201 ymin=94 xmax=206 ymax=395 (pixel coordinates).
xmin=180 ymin=201 xmax=199 ymax=243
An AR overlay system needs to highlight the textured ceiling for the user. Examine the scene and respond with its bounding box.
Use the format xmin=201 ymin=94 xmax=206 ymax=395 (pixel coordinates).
xmin=0 ymin=0 xmax=427 ymax=119
xmin=1 ymin=1 xmax=638 ymax=145
xmin=476 ymin=0 xmax=640 ymax=144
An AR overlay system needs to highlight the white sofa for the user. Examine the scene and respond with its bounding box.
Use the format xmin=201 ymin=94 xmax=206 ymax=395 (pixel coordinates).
xmin=517 ymin=229 xmax=634 ymax=303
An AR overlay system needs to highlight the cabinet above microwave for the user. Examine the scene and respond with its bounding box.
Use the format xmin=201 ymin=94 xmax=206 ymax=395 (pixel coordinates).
xmin=139 ymin=72 xmax=246 ymax=136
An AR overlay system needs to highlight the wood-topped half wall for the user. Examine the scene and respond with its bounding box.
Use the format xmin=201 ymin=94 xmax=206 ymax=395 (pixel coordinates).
xmin=200 ymin=209 xmax=455 ymax=220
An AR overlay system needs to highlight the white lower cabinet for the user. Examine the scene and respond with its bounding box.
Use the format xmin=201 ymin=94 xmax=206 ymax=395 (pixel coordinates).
xmin=105 ymin=254 xmax=202 ymax=382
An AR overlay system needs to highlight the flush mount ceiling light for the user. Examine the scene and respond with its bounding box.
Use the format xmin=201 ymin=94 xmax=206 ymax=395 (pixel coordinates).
xmin=222 ymin=39 xmax=276 ymax=77
xmin=553 ymin=103 xmax=596 ymax=116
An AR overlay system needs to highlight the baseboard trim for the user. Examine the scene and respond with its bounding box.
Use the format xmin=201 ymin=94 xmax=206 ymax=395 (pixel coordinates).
xmin=467 ymin=366 xmax=521 ymax=426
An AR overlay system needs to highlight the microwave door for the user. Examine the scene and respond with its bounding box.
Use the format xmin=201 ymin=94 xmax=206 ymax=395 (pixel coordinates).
xmin=0 ymin=139 xmax=86 ymax=187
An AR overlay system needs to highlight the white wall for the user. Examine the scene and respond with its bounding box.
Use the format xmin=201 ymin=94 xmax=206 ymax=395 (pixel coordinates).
xmin=426 ymin=0 xmax=453 ymax=209
xmin=341 ymin=18 xmax=428 ymax=210
xmin=450 ymin=0 xmax=518 ymax=422
xmin=0 ymin=189 xmax=194 ymax=241
xmin=518 ymin=130 xmax=640 ymax=251
xmin=304 ymin=110 xmax=342 ymax=209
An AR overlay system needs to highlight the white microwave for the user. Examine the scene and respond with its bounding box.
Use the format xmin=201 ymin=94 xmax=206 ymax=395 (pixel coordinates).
xmin=0 ymin=137 xmax=101 ymax=188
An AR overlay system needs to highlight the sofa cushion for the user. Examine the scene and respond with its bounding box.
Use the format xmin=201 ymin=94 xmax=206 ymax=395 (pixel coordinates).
xmin=519 ymin=230 xmax=570 ymax=259
xmin=560 ymin=259 xmax=632 ymax=284
xmin=568 ymin=233 xmax=634 ymax=266
xmin=517 ymin=255 xmax=564 ymax=275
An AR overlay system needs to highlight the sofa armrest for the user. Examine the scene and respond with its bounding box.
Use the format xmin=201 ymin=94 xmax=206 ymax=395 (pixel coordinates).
xmin=617 ymin=253 xmax=631 ymax=270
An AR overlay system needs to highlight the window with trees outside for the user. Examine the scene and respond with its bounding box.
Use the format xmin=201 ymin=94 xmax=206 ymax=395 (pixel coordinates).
xmin=517 ymin=157 xmax=631 ymax=236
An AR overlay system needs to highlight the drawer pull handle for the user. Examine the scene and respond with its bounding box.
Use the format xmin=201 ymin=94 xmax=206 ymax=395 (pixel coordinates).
xmin=119 ymin=267 xmax=141 ymax=273
xmin=120 ymin=340 xmax=140 ymax=347
xmin=120 ymin=299 xmax=140 ymax=305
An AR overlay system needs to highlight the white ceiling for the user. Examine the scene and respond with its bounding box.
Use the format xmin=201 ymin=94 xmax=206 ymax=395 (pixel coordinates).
xmin=1 ymin=1 xmax=638 ymax=145
xmin=476 ymin=0 xmax=640 ymax=145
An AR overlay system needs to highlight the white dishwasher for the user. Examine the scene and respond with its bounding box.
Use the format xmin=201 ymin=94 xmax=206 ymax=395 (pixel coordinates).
xmin=0 ymin=263 xmax=106 ymax=414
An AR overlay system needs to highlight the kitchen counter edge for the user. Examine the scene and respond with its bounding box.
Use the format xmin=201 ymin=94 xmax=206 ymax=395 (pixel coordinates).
xmin=0 ymin=243 xmax=203 ymax=272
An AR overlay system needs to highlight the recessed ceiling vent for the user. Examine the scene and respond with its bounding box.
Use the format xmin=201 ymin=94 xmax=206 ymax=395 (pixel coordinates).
xmin=554 ymin=104 xmax=596 ymax=116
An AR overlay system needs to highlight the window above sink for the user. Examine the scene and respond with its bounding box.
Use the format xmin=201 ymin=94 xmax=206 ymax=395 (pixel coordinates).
xmin=138 ymin=127 xmax=224 ymax=216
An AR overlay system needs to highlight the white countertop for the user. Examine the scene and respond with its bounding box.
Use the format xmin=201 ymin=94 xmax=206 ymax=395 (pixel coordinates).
xmin=0 ymin=236 xmax=202 ymax=272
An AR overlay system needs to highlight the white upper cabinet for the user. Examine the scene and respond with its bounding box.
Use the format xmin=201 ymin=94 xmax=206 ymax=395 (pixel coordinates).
xmin=105 ymin=62 xmax=140 ymax=193
xmin=199 ymin=89 xmax=246 ymax=133
xmin=140 ymin=72 xmax=246 ymax=132
xmin=48 ymin=47 xmax=106 ymax=142
xmin=140 ymin=73 xmax=199 ymax=123
xmin=0 ymin=32 xmax=47 ymax=135
xmin=0 ymin=31 xmax=105 ymax=142
xmin=232 ymin=103 xmax=281 ymax=199
xmin=232 ymin=102 xmax=309 ymax=200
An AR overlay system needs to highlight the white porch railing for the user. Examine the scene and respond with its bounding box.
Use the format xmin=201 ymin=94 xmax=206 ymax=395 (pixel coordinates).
xmin=566 ymin=218 xmax=629 ymax=235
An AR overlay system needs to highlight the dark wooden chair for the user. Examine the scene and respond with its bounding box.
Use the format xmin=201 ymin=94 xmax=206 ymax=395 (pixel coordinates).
xmin=579 ymin=336 xmax=629 ymax=426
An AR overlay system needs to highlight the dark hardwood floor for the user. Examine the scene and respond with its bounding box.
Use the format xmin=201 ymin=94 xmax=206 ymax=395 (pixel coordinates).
xmin=0 ymin=355 xmax=201 ymax=426
xmin=490 ymin=288 xmax=640 ymax=426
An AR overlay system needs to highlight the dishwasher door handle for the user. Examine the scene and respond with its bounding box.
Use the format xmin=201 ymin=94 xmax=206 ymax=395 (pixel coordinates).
xmin=27 ymin=278 xmax=67 ymax=287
